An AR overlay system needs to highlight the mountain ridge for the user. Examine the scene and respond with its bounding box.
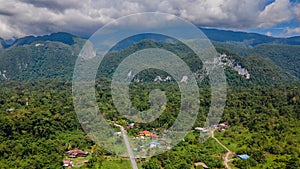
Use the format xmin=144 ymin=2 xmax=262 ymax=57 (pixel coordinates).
xmin=1 ymin=27 xmax=300 ymax=49
xmin=0 ymin=38 xmax=297 ymax=86
xmin=199 ymin=27 xmax=300 ymax=46
xmin=1 ymin=32 xmax=76 ymax=48
xmin=0 ymin=29 xmax=299 ymax=85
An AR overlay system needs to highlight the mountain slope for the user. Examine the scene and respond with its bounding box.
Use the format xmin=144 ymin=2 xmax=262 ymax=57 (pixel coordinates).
xmin=215 ymin=48 xmax=297 ymax=86
xmin=0 ymin=38 xmax=84 ymax=81
xmin=213 ymin=41 xmax=300 ymax=79
xmin=252 ymin=44 xmax=300 ymax=78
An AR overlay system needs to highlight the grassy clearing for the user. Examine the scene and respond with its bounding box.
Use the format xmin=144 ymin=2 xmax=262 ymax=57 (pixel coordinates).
xmin=101 ymin=157 xmax=143 ymax=169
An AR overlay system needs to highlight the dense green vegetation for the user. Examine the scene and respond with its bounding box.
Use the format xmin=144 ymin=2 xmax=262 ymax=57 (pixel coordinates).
xmin=0 ymin=76 xmax=299 ymax=168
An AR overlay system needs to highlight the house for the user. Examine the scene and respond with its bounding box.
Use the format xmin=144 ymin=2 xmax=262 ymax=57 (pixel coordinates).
xmin=194 ymin=162 xmax=209 ymax=169
xmin=150 ymin=133 xmax=157 ymax=138
xmin=216 ymin=121 xmax=229 ymax=132
xmin=148 ymin=142 xmax=160 ymax=148
xmin=114 ymin=132 xmax=122 ymax=136
xmin=139 ymin=130 xmax=151 ymax=137
xmin=63 ymin=159 xmax=74 ymax=167
xmin=158 ymin=138 xmax=167 ymax=142
xmin=135 ymin=155 xmax=147 ymax=162
xmin=201 ymin=129 xmax=209 ymax=133
xmin=236 ymin=154 xmax=250 ymax=160
xmin=141 ymin=156 xmax=147 ymax=162
xmin=66 ymin=148 xmax=89 ymax=158
xmin=195 ymin=127 xmax=204 ymax=131
xmin=218 ymin=121 xmax=228 ymax=128
xmin=195 ymin=127 xmax=209 ymax=133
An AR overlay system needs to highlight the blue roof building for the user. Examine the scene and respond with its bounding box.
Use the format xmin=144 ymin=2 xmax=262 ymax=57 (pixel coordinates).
xmin=236 ymin=154 xmax=250 ymax=160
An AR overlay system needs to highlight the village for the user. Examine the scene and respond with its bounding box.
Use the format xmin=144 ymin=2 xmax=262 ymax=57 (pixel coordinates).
xmin=112 ymin=121 xmax=250 ymax=169
xmin=62 ymin=121 xmax=250 ymax=168
xmin=62 ymin=148 xmax=90 ymax=167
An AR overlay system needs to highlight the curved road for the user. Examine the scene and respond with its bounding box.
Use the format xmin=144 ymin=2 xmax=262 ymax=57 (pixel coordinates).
xmin=211 ymin=129 xmax=233 ymax=169
xmin=114 ymin=124 xmax=138 ymax=169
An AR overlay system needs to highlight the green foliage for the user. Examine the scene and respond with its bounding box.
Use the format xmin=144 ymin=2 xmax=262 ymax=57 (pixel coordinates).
xmin=0 ymin=79 xmax=94 ymax=168
xmin=0 ymin=38 xmax=84 ymax=81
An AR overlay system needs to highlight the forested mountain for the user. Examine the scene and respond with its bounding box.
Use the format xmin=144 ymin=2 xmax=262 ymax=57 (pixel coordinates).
xmin=5 ymin=32 xmax=76 ymax=48
xmin=252 ymin=44 xmax=300 ymax=78
xmin=0 ymin=31 xmax=299 ymax=85
xmin=0 ymin=36 xmax=86 ymax=81
xmin=213 ymin=41 xmax=300 ymax=79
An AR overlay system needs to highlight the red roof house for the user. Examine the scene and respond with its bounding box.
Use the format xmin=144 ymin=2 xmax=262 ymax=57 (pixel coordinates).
xmin=139 ymin=130 xmax=151 ymax=136
xmin=150 ymin=133 xmax=157 ymax=137
xmin=66 ymin=148 xmax=89 ymax=158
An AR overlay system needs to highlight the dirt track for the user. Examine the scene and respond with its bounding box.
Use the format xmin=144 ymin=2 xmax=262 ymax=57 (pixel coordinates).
xmin=211 ymin=129 xmax=233 ymax=169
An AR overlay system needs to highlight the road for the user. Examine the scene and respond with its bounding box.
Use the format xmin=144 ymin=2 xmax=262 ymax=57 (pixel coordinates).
xmin=114 ymin=123 xmax=138 ymax=169
xmin=211 ymin=129 xmax=233 ymax=169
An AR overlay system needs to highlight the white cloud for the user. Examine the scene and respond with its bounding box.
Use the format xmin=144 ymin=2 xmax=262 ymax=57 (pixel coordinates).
xmin=0 ymin=0 xmax=299 ymax=39
xmin=292 ymin=3 xmax=300 ymax=23
xmin=285 ymin=27 xmax=300 ymax=36
xmin=258 ymin=0 xmax=293 ymax=28
xmin=266 ymin=31 xmax=272 ymax=36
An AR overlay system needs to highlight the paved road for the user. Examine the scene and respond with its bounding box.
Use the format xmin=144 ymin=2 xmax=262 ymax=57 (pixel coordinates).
xmin=211 ymin=129 xmax=233 ymax=169
xmin=114 ymin=124 xmax=138 ymax=169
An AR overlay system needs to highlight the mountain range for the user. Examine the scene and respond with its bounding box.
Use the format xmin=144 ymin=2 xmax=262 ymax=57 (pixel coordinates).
xmin=0 ymin=28 xmax=299 ymax=85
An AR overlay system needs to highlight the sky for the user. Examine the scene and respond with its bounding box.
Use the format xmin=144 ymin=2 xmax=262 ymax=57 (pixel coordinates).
xmin=0 ymin=0 xmax=299 ymax=39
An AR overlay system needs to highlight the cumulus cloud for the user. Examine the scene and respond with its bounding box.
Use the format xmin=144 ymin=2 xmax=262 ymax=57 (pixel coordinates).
xmin=285 ymin=27 xmax=300 ymax=36
xmin=19 ymin=0 xmax=81 ymax=12
xmin=0 ymin=0 xmax=299 ymax=39
xmin=258 ymin=0 xmax=293 ymax=28
xmin=292 ymin=2 xmax=300 ymax=22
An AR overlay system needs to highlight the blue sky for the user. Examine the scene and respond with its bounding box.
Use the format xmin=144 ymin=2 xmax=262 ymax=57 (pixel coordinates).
xmin=0 ymin=0 xmax=299 ymax=39
xmin=249 ymin=0 xmax=300 ymax=37
xmin=250 ymin=19 xmax=300 ymax=37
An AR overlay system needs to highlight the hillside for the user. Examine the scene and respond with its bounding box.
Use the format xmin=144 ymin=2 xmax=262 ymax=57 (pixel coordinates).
xmin=252 ymin=44 xmax=300 ymax=78
xmin=213 ymin=42 xmax=300 ymax=79
xmin=0 ymin=37 xmax=86 ymax=81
